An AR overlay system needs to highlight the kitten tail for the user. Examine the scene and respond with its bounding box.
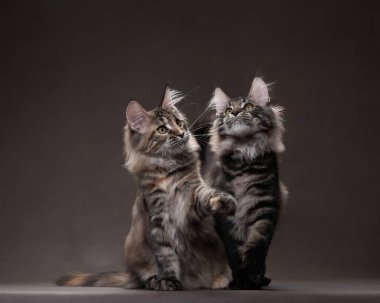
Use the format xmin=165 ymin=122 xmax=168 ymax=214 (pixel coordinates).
xmin=56 ymin=272 xmax=139 ymax=288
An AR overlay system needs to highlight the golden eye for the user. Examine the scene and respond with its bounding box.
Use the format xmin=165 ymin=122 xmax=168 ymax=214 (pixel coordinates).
xmin=225 ymin=108 xmax=232 ymax=116
xmin=244 ymin=103 xmax=255 ymax=111
xmin=157 ymin=126 xmax=167 ymax=134
xmin=176 ymin=119 xmax=184 ymax=128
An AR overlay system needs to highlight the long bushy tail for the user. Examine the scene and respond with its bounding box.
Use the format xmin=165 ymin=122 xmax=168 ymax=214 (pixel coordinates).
xmin=56 ymin=272 xmax=139 ymax=288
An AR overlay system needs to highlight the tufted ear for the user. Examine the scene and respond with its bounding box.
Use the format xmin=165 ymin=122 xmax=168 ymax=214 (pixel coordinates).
xmin=126 ymin=100 xmax=150 ymax=133
xmin=160 ymin=85 xmax=177 ymax=112
xmin=211 ymin=87 xmax=231 ymax=115
xmin=248 ymin=77 xmax=270 ymax=106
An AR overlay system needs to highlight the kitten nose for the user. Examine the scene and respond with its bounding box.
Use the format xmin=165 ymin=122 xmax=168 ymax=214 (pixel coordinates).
xmin=231 ymin=108 xmax=240 ymax=116
xmin=177 ymin=132 xmax=185 ymax=138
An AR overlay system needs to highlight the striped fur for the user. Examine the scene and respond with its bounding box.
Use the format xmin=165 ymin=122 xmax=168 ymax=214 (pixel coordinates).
xmin=205 ymin=78 xmax=287 ymax=290
xmin=57 ymin=86 xmax=236 ymax=290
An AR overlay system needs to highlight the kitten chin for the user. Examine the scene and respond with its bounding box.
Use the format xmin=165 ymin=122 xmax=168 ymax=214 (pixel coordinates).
xmin=227 ymin=121 xmax=252 ymax=135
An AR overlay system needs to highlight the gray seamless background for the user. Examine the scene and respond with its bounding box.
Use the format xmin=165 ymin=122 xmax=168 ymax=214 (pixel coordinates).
xmin=1 ymin=1 xmax=379 ymax=283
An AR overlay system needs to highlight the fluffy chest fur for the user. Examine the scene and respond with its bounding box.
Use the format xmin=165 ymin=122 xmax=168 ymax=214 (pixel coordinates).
xmin=138 ymin=159 xmax=201 ymax=232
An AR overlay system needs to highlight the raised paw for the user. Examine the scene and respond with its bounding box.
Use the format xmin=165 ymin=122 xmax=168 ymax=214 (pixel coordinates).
xmin=209 ymin=192 xmax=237 ymax=217
xmin=155 ymin=276 xmax=183 ymax=291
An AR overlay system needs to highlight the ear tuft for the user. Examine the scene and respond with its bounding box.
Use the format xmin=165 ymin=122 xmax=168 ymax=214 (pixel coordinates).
xmin=210 ymin=87 xmax=231 ymax=115
xmin=160 ymin=86 xmax=183 ymax=112
xmin=248 ymin=77 xmax=270 ymax=106
xmin=126 ymin=101 xmax=150 ymax=133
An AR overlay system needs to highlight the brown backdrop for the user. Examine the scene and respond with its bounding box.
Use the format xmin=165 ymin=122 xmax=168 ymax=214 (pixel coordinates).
xmin=1 ymin=0 xmax=379 ymax=283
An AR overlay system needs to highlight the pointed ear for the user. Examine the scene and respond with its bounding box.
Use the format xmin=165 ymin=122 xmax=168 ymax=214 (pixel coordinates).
xmin=126 ymin=101 xmax=150 ymax=133
xmin=160 ymin=85 xmax=176 ymax=112
xmin=248 ymin=77 xmax=270 ymax=106
xmin=211 ymin=87 xmax=231 ymax=115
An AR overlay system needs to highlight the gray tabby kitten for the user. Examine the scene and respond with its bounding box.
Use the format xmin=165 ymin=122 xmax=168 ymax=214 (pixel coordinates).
xmin=57 ymin=86 xmax=236 ymax=290
xmin=205 ymin=77 xmax=287 ymax=290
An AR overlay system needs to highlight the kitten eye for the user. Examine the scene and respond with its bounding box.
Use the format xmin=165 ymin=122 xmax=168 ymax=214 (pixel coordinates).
xmin=244 ymin=103 xmax=255 ymax=111
xmin=224 ymin=108 xmax=233 ymax=116
xmin=156 ymin=126 xmax=168 ymax=134
xmin=176 ymin=118 xmax=184 ymax=128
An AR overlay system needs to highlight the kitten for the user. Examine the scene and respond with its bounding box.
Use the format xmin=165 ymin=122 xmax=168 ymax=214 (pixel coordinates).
xmin=204 ymin=77 xmax=287 ymax=290
xmin=57 ymin=86 xmax=236 ymax=290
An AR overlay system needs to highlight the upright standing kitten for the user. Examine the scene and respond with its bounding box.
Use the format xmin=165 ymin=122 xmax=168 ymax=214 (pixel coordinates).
xmin=57 ymin=86 xmax=236 ymax=290
xmin=204 ymin=77 xmax=287 ymax=289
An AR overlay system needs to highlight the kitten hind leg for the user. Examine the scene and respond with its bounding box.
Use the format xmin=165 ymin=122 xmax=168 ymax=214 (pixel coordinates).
xmin=234 ymin=219 xmax=275 ymax=290
xmin=212 ymin=274 xmax=230 ymax=289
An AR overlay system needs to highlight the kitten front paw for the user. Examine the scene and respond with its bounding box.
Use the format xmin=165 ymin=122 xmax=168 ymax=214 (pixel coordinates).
xmin=228 ymin=277 xmax=262 ymax=290
xmin=155 ymin=276 xmax=183 ymax=291
xmin=261 ymin=276 xmax=271 ymax=286
xmin=144 ymin=275 xmax=157 ymax=290
xmin=209 ymin=192 xmax=237 ymax=217
xmin=228 ymin=272 xmax=270 ymax=290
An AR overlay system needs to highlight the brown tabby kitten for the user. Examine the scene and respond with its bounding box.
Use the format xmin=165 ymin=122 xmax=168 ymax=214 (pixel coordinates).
xmin=57 ymin=86 xmax=236 ymax=290
xmin=204 ymin=77 xmax=287 ymax=290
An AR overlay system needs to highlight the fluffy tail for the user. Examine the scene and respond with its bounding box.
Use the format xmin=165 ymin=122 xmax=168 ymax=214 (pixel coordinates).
xmin=56 ymin=272 xmax=139 ymax=288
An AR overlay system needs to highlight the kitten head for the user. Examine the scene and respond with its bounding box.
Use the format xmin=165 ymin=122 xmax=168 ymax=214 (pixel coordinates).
xmin=124 ymin=86 xmax=199 ymax=172
xmin=210 ymin=77 xmax=285 ymax=156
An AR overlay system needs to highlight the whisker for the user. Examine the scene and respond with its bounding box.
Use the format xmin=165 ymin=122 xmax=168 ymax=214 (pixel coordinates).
xmin=191 ymin=120 xmax=211 ymax=127
xmin=191 ymin=127 xmax=211 ymax=135
xmin=188 ymin=102 xmax=213 ymax=130
xmin=179 ymin=102 xmax=200 ymax=111
xmin=182 ymin=86 xmax=199 ymax=99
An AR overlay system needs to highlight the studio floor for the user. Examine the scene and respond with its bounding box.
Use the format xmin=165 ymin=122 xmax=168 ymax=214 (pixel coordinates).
xmin=0 ymin=281 xmax=379 ymax=303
